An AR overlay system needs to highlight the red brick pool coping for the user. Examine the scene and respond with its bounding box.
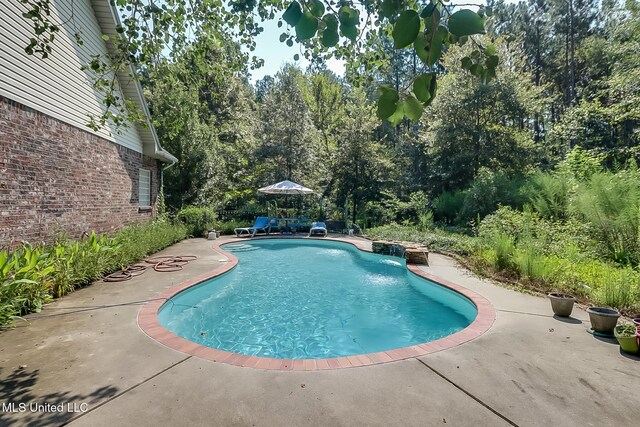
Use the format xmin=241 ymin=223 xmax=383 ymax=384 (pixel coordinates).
xmin=137 ymin=236 xmax=496 ymax=370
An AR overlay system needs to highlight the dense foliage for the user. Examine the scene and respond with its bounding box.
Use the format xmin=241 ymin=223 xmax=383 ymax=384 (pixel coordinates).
xmin=0 ymin=220 xmax=191 ymax=326
xmin=22 ymin=0 xmax=498 ymax=126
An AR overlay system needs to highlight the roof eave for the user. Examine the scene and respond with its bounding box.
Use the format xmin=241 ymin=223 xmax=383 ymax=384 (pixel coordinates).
xmin=90 ymin=0 xmax=176 ymax=165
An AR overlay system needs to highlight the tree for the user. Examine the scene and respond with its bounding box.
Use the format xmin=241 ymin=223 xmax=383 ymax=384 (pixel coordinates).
xmin=332 ymin=89 xmax=393 ymax=224
xmin=256 ymin=65 xmax=319 ymax=183
xmin=146 ymin=32 xmax=258 ymax=209
xmin=546 ymin=0 xmax=640 ymax=164
xmin=301 ymin=71 xmax=346 ymax=198
xmin=422 ymin=38 xmax=546 ymax=192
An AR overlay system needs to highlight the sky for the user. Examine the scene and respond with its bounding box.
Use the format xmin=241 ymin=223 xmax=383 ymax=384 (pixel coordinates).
xmin=246 ymin=0 xmax=488 ymax=84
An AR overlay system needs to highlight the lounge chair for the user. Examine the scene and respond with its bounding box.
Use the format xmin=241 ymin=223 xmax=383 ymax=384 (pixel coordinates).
xmin=234 ymin=216 xmax=270 ymax=238
xmin=308 ymin=222 xmax=327 ymax=237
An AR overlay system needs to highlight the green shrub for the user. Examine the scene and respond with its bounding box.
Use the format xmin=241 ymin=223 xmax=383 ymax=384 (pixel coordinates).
xmin=556 ymin=146 xmax=603 ymax=181
xmin=514 ymin=247 xmax=553 ymax=281
xmin=418 ymin=211 xmax=434 ymax=232
xmin=0 ymin=245 xmax=54 ymax=324
xmin=366 ymin=223 xmax=478 ymax=255
xmin=50 ymin=232 xmax=116 ymax=297
xmin=112 ymin=220 xmax=187 ymax=268
xmin=572 ymin=170 xmax=640 ymax=265
xmin=490 ymin=233 xmax=516 ymax=271
xmin=478 ymin=206 xmax=540 ymax=243
xmin=433 ymin=190 xmax=466 ymax=224
xmin=176 ymin=206 xmax=217 ymax=237
xmin=458 ymin=169 xmax=526 ymax=223
xmin=0 ymin=220 xmax=187 ymax=327
xmin=478 ymin=206 xmax=599 ymax=259
xmin=524 ymin=172 xmax=572 ymax=220
xmin=591 ymin=268 xmax=639 ymax=309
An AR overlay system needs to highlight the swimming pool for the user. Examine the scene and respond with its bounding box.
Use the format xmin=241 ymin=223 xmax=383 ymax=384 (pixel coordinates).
xmin=158 ymin=239 xmax=478 ymax=360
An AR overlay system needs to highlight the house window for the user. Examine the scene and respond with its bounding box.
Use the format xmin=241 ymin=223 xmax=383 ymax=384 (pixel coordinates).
xmin=139 ymin=168 xmax=151 ymax=207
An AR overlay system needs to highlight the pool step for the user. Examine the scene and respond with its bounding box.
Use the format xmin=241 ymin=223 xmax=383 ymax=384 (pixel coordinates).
xmin=224 ymin=244 xmax=260 ymax=252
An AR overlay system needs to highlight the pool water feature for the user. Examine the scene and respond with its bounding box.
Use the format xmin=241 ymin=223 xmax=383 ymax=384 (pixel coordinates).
xmin=158 ymin=239 xmax=477 ymax=359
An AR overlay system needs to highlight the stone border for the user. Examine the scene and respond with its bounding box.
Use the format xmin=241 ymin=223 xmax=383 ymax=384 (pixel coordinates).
xmin=137 ymin=236 xmax=496 ymax=370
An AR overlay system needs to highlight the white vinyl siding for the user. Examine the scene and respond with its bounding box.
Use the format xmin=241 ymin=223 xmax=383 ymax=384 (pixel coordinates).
xmin=0 ymin=0 xmax=143 ymax=153
xmin=139 ymin=168 xmax=151 ymax=207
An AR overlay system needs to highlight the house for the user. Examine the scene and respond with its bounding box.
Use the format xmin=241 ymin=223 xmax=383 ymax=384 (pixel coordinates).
xmin=0 ymin=0 xmax=177 ymax=246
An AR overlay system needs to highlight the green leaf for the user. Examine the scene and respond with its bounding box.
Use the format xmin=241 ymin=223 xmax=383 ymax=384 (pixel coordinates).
xmin=340 ymin=24 xmax=358 ymax=41
xmin=486 ymin=54 xmax=499 ymax=68
xmin=309 ymin=0 xmax=325 ymax=17
xmin=279 ymin=33 xmax=288 ymax=43
xmin=393 ymin=10 xmax=420 ymax=49
xmin=485 ymin=43 xmax=496 ymax=56
xmin=283 ymin=2 xmax=303 ymax=27
xmin=101 ymin=34 xmax=110 ymax=41
xmin=295 ymin=12 xmax=318 ymax=40
xmin=448 ymin=10 xmax=485 ymax=37
xmin=322 ymin=28 xmax=339 ymax=47
xmin=294 ymin=53 xmax=300 ymax=61
xmin=286 ymin=38 xmax=294 ymax=47
xmin=421 ymin=3 xmax=437 ymax=19
xmin=22 ymin=12 xmax=36 ymax=19
xmin=413 ymin=32 xmax=429 ymax=64
xmin=469 ymin=63 xmax=484 ymax=77
xmin=323 ymin=14 xmax=338 ymax=30
xmin=404 ymin=96 xmax=424 ymax=121
xmin=8 ymin=279 xmax=38 ymax=285
xmin=413 ymin=74 xmax=433 ymax=103
xmin=424 ymin=7 xmax=441 ymax=33
xmin=381 ymin=0 xmax=398 ymax=18
xmin=485 ymin=66 xmax=496 ymax=83
xmin=461 ymin=56 xmax=472 ymax=70
xmin=377 ymin=87 xmax=399 ymax=119
xmin=338 ymin=6 xmax=359 ymax=26
xmin=388 ymin=103 xmax=405 ymax=126
xmin=427 ymin=26 xmax=448 ymax=66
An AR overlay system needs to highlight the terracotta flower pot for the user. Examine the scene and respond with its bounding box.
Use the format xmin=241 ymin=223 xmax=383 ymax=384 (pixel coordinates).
xmin=587 ymin=307 xmax=620 ymax=335
xmin=548 ymin=293 xmax=576 ymax=317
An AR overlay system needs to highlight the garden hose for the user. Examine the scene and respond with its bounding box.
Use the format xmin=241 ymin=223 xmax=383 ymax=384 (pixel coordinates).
xmin=102 ymin=256 xmax=197 ymax=282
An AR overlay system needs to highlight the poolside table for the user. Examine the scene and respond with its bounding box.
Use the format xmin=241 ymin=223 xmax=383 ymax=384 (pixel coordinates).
xmin=275 ymin=218 xmax=306 ymax=233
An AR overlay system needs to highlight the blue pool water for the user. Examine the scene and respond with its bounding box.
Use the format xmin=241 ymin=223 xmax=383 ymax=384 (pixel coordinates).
xmin=158 ymin=239 xmax=477 ymax=359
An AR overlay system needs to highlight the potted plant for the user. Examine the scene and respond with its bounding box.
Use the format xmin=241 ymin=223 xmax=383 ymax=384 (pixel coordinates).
xmin=587 ymin=307 xmax=620 ymax=335
xmin=548 ymin=293 xmax=576 ymax=317
xmin=614 ymin=324 xmax=639 ymax=354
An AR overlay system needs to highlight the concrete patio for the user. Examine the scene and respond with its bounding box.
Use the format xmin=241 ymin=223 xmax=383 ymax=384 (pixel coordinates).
xmin=0 ymin=236 xmax=638 ymax=426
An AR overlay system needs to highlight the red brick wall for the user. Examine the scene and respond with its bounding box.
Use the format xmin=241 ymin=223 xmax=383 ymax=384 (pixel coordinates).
xmin=0 ymin=96 xmax=160 ymax=245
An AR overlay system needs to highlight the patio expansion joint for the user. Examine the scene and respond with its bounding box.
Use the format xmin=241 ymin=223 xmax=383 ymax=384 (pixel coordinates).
xmin=61 ymin=355 xmax=193 ymax=426
xmin=496 ymin=309 xmax=558 ymax=318
xmin=416 ymin=358 xmax=520 ymax=427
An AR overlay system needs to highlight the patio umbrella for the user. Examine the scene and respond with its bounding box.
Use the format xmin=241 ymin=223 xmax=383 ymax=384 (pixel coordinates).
xmin=257 ymin=180 xmax=315 ymax=195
